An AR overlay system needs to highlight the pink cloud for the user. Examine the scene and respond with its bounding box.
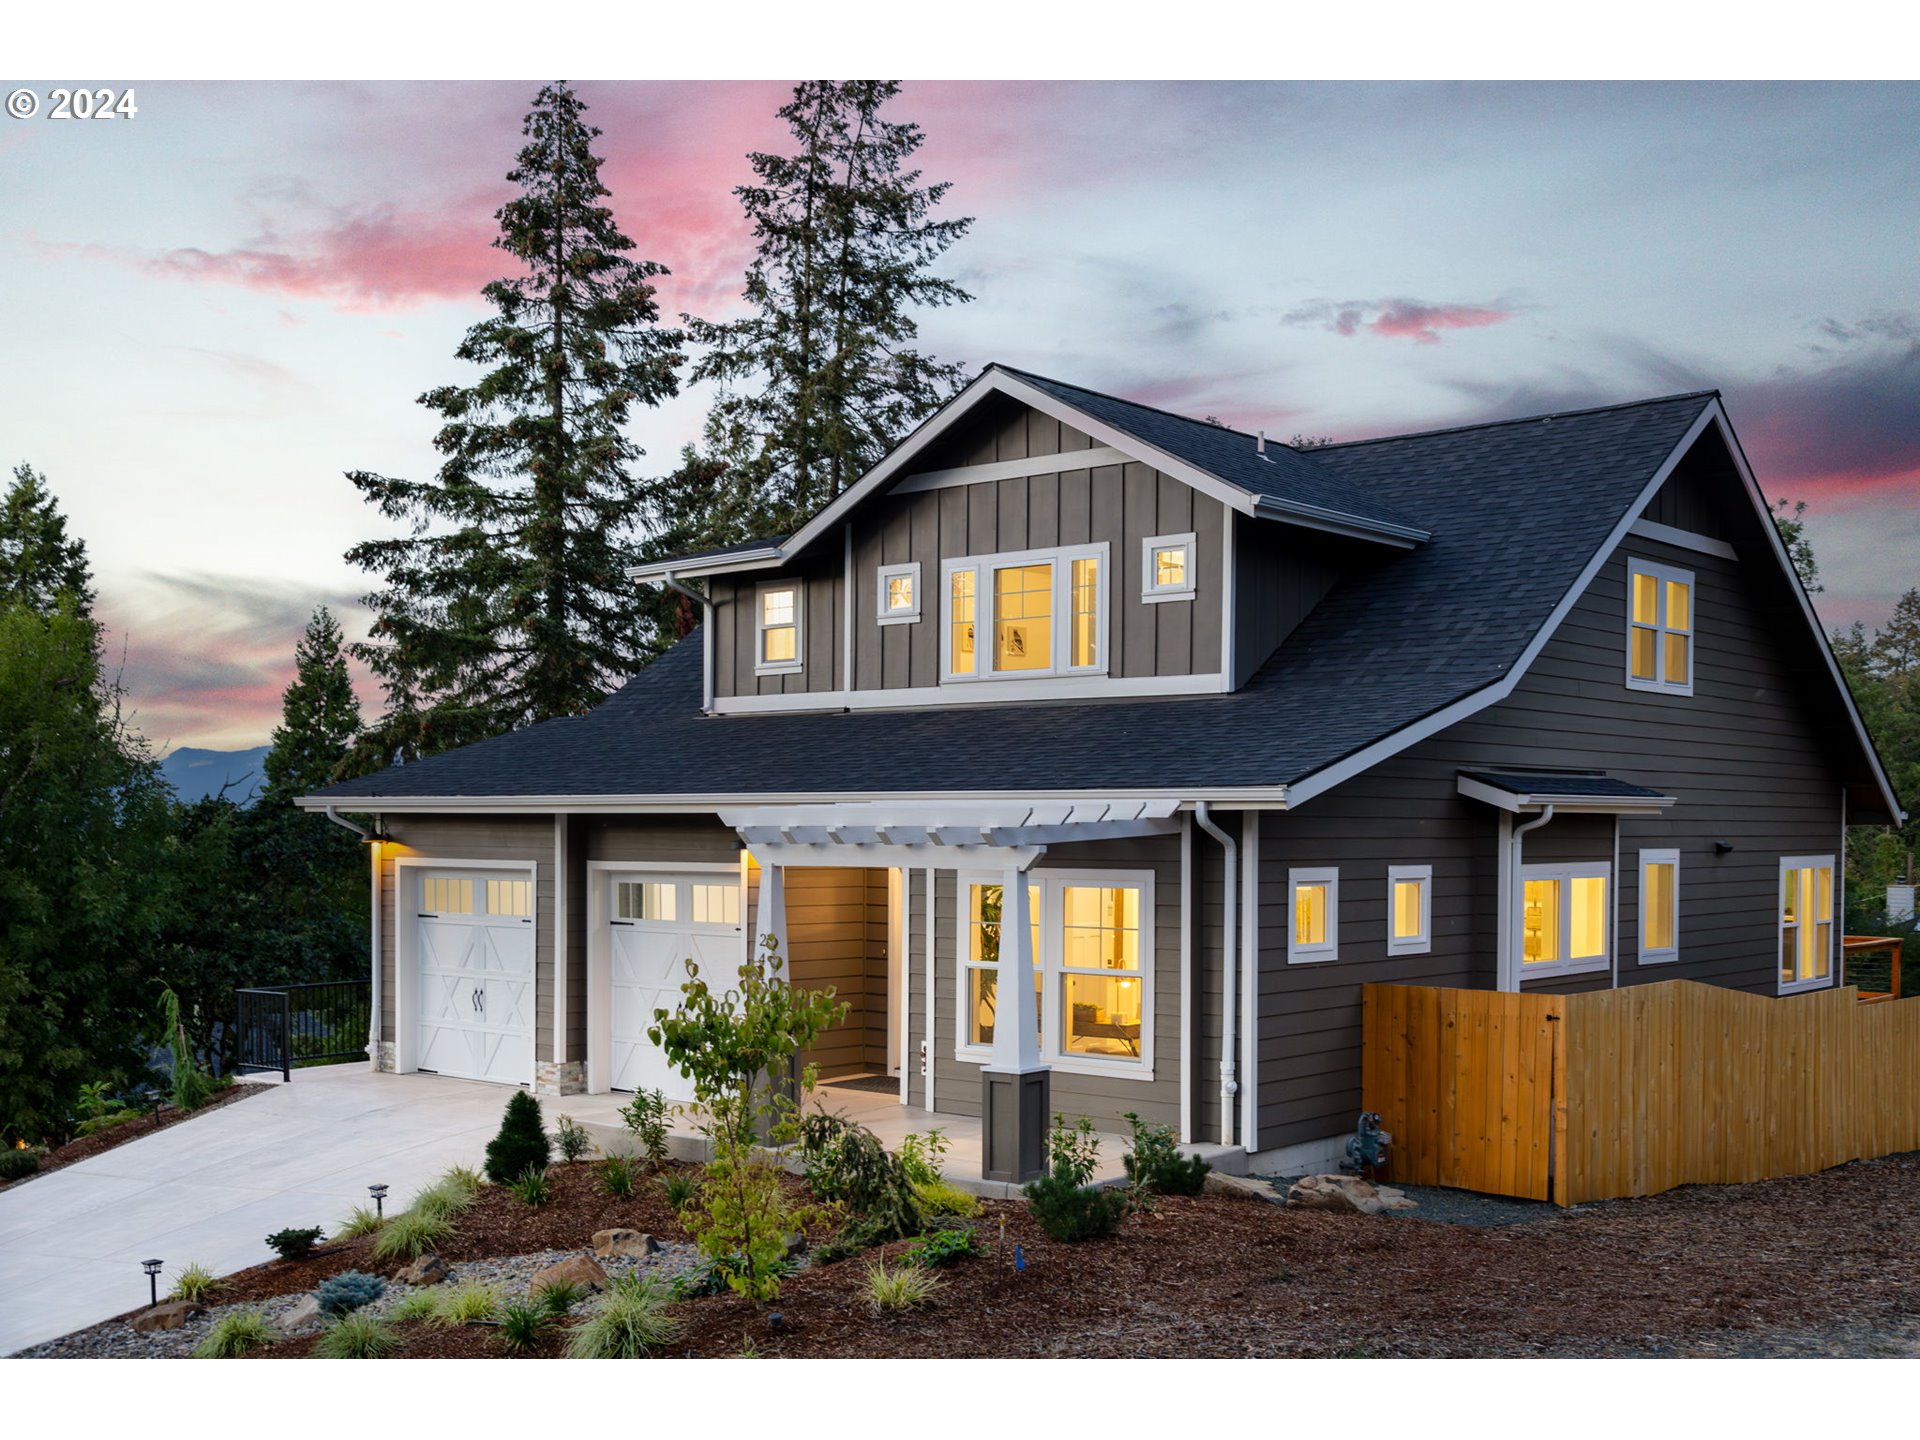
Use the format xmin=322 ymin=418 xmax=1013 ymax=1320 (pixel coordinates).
xmin=1288 ymin=296 xmax=1518 ymax=345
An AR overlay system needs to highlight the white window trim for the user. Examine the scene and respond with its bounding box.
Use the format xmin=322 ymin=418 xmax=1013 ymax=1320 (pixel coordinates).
xmin=952 ymin=867 xmax=1155 ymax=1080
xmin=1386 ymin=864 xmax=1432 ymax=957
xmin=1287 ymin=866 xmax=1340 ymax=964
xmin=1778 ymin=854 xmax=1837 ymax=995
xmin=1518 ymin=861 xmax=1612 ymax=979
xmin=1625 ymin=556 xmax=1695 ymax=696
xmin=754 ymin=580 xmax=803 ymax=676
xmin=940 ymin=541 xmax=1110 ymax=683
xmin=876 ymin=561 xmax=921 ymax=625
xmin=1141 ymin=531 xmax=1197 ymax=603
xmin=1638 ymin=848 xmax=1680 ymax=965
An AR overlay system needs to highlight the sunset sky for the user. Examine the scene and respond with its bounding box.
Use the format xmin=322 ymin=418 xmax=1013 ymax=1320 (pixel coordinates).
xmin=3 ymin=79 xmax=1915 ymax=750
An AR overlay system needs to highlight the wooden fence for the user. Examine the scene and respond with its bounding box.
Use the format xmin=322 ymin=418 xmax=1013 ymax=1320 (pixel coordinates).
xmin=1361 ymin=979 xmax=1920 ymax=1205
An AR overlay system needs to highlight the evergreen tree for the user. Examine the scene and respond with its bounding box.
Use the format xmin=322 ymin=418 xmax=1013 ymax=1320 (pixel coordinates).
xmin=264 ymin=606 xmax=362 ymax=796
xmin=1875 ymin=587 xmax=1920 ymax=678
xmin=1770 ymin=497 xmax=1822 ymax=594
xmin=346 ymin=82 xmax=684 ymax=760
xmin=683 ymin=81 xmax=972 ymax=543
xmin=1 ymin=462 xmax=95 ymax=617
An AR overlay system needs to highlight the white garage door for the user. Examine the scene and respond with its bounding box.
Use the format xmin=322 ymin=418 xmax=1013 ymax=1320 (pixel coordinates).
xmin=415 ymin=870 xmax=536 ymax=1086
xmin=610 ymin=871 xmax=743 ymax=1099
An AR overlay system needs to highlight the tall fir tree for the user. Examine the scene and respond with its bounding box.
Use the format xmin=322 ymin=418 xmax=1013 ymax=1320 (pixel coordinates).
xmin=680 ymin=81 xmax=972 ymax=544
xmin=263 ymin=606 xmax=362 ymax=796
xmin=1 ymin=462 xmax=95 ymax=617
xmin=1876 ymin=587 xmax=1920 ymax=679
xmin=347 ymin=82 xmax=684 ymax=761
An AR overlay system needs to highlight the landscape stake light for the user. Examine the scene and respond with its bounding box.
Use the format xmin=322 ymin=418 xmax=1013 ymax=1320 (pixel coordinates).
xmin=142 ymin=1258 xmax=163 ymax=1307
xmin=369 ymin=1183 xmax=388 ymax=1220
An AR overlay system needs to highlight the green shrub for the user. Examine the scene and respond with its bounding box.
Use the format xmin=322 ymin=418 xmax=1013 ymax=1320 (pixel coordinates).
xmin=370 ymin=1209 xmax=453 ymax=1261
xmin=911 ymin=1178 xmax=981 ymax=1217
xmin=332 ymin=1205 xmax=383 ymax=1240
xmin=265 ymin=1226 xmax=326 ymax=1261
xmin=433 ymin=1280 xmax=500 ymax=1326
xmin=797 ymin=1109 xmax=922 ymax=1243
xmin=864 ymin=1260 xmax=942 ymax=1313
xmin=0 ymin=1148 xmax=42 ymax=1181
xmin=1022 ymin=1172 xmax=1127 ymax=1242
xmin=158 ymin=984 xmax=218 ymax=1112
xmin=897 ymin=1127 xmax=949 ymax=1186
xmin=314 ymin=1311 xmax=400 ymax=1359
xmin=1045 ymin=1114 xmax=1102 ymax=1187
xmin=77 ymin=1080 xmax=124 ymax=1123
xmin=439 ymin=1164 xmax=485 ymax=1196
xmin=1121 ymin=1111 xmax=1210 ymax=1196
xmin=659 ymin=1169 xmax=699 ymax=1209
xmin=508 ymin=1167 xmax=551 ymax=1206
xmin=498 ymin=1299 xmax=547 ymax=1354
xmin=619 ymin=1088 xmax=670 ymax=1167
xmin=668 ymin=1252 xmax=798 ymax=1299
xmin=554 ymin=1114 xmax=592 ymax=1163
xmin=599 ymin=1155 xmax=638 ymax=1198
xmin=315 ymin=1269 xmax=386 ymax=1316
xmin=386 ymin=1290 xmax=441 ymax=1323
xmin=483 ymin=1091 xmax=551 ymax=1184
xmin=76 ymin=1109 xmax=140 ymax=1137
xmin=565 ymin=1273 xmax=683 ymax=1358
xmin=168 ymin=1262 xmax=221 ymax=1303
xmin=536 ymin=1279 xmax=584 ymax=1317
xmin=193 ymin=1309 xmax=276 ymax=1358
xmin=902 ymin=1225 xmax=982 ymax=1268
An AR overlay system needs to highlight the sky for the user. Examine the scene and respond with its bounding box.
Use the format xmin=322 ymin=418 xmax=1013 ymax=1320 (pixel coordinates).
xmin=2 ymin=79 xmax=1916 ymax=751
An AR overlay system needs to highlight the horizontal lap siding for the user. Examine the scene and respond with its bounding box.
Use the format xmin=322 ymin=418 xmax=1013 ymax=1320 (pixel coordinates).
xmin=864 ymin=869 xmax=892 ymax=1071
xmin=783 ymin=867 xmax=871 ymax=1080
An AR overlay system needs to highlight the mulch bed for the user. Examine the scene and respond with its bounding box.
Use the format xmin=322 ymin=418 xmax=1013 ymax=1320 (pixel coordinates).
xmin=0 ymin=1082 xmax=267 ymax=1194
xmin=206 ymin=1150 xmax=1920 ymax=1358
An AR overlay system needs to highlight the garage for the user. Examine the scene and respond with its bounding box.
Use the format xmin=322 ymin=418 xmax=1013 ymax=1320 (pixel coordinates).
xmin=608 ymin=868 xmax=744 ymax=1098
xmin=413 ymin=868 xmax=536 ymax=1086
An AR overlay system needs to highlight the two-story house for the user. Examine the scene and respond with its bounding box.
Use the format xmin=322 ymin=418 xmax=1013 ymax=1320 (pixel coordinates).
xmin=302 ymin=364 xmax=1902 ymax=1181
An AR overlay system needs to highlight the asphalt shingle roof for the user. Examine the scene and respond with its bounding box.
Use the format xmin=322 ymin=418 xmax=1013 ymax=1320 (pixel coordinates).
xmin=311 ymin=390 xmax=1718 ymax=805
xmin=1459 ymin=771 xmax=1673 ymax=800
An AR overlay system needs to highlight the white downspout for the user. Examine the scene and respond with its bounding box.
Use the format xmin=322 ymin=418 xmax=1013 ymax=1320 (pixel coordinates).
xmin=1506 ymin=805 xmax=1556 ymax=991
xmin=1193 ymin=802 xmax=1238 ymax=1147
xmin=323 ymin=807 xmax=381 ymax=1063
xmin=658 ymin=571 xmax=716 ymax=715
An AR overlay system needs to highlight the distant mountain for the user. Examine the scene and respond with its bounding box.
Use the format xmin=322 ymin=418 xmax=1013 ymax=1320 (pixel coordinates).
xmin=160 ymin=746 xmax=271 ymax=805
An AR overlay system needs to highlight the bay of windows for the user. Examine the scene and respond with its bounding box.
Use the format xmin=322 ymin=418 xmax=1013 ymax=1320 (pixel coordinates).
xmin=1779 ymin=856 xmax=1835 ymax=993
xmin=942 ymin=543 xmax=1108 ymax=681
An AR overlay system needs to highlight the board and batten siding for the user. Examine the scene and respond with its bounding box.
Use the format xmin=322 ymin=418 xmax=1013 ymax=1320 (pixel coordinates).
xmin=1231 ymin=518 xmax=1363 ymax=686
xmin=710 ymin=561 xmax=845 ymax=699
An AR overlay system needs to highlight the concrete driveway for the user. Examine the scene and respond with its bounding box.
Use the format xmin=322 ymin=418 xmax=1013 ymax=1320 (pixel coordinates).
xmin=0 ymin=1066 xmax=550 ymax=1355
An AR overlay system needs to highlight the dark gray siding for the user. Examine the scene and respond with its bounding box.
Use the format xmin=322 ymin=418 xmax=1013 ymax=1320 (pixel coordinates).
xmin=711 ymin=561 xmax=844 ymax=699
xmin=1231 ymin=518 xmax=1363 ymax=685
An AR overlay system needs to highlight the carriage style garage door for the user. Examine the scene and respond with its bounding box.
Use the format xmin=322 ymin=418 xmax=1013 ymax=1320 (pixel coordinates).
xmin=414 ymin=869 xmax=536 ymax=1086
xmin=609 ymin=870 xmax=743 ymax=1098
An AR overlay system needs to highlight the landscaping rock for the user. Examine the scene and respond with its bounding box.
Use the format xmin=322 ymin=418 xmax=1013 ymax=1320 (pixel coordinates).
xmin=1285 ymin=1173 xmax=1416 ymax=1215
xmin=1205 ymin=1171 xmax=1286 ymax=1204
xmin=396 ymin=1254 xmax=451 ymax=1286
xmin=130 ymin=1300 xmax=203 ymax=1333
xmin=277 ymin=1295 xmax=324 ymax=1333
xmin=530 ymin=1253 xmax=608 ymax=1293
xmin=592 ymin=1228 xmax=660 ymax=1260
xmin=783 ymin=1232 xmax=808 ymax=1260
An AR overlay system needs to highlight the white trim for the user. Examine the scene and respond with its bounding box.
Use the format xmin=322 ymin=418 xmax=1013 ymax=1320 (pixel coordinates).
xmin=891 ymin=446 xmax=1133 ymax=494
xmin=553 ymin=817 xmax=568 ymax=1065
xmin=1179 ymin=810 xmax=1193 ymax=1145
xmin=714 ymin=669 xmax=1221 ymax=714
xmin=940 ymin=541 xmax=1109 ymax=683
xmin=753 ymin=579 xmax=803 ymax=677
xmin=1386 ymin=864 xmax=1433 ymax=957
xmin=1220 ymin=509 xmax=1237 ymax=690
xmin=1628 ymin=518 xmax=1739 ymax=561
xmin=876 ymin=561 xmax=922 ymax=626
xmin=1624 ymin=556 xmax=1696 ymax=696
xmin=1637 ymin=847 xmax=1680 ymax=965
xmin=1455 ymin=774 xmax=1677 ymax=814
xmin=1247 ymin=496 xmax=1425 ymax=548
xmin=889 ymin=867 xmax=906 ymax=1089
xmin=1240 ymin=819 xmax=1259 ymax=1149
xmin=1517 ymin=861 xmax=1613 ymax=980
xmin=393 ymin=856 xmax=539 ymax=1086
xmin=923 ymin=866 xmax=935 ymax=1111
xmin=626 ymin=545 xmax=780 ymax=581
xmin=1286 ymin=866 xmax=1339 ymax=964
xmin=1777 ymin=854 xmax=1838 ymax=995
xmin=1141 ymin=531 xmax=1198 ymax=602
xmin=303 ymin=783 xmax=1290 ymax=814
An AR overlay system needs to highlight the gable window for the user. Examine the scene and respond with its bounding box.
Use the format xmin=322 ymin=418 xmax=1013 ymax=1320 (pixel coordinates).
xmin=877 ymin=562 xmax=920 ymax=625
xmin=1141 ymin=532 xmax=1197 ymax=602
xmin=1520 ymin=863 xmax=1610 ymax=978
xmin=1387 ymin=864 xmax=1432 ymax=956
xmin=1639 ymin=849 xmax=1679 ymax=964
xmin=1288 ymin=867 xmax=1339 ymax=963
xmin=941 ymin=543 xmax=1108 ymax=681
xmin=1626 ymin=558 xmax=1694 ymax=695
xmin=756 ymin=583 xmax=802 ymax=675
xmin=1779 ymin=856 xmax=1835 ymax=994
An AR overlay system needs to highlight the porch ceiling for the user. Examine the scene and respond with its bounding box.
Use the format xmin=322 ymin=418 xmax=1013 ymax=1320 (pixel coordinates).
xmin=717 ymin=798 xmax=1182 ymax=867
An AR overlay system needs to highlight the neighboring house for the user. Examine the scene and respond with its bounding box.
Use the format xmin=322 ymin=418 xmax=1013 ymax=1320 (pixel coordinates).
xmin=301 ymin=364 xmax=1903 ymax=1180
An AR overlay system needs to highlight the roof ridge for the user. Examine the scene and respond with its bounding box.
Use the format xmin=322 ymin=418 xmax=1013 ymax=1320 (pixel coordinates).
xmin=1309 ymin=390 xmax=1722 ymax=451
xmin=989 ymin=362 xmax=1264 ymax=443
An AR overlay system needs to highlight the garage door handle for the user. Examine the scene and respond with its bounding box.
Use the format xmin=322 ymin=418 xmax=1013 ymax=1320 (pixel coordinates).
xmin=471 ymin=987 xmax=484 ymax=1014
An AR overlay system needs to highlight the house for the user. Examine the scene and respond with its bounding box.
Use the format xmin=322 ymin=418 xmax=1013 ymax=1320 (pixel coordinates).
xmin=300 ymin=364 xmax=1904 ymax=1181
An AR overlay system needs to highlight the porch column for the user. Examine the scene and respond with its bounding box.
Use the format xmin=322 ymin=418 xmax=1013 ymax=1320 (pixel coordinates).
xmin=755 ymin=860 xmax=789 ymax=968
xmin=982 ymin=863 xmax=1049 ymax=1183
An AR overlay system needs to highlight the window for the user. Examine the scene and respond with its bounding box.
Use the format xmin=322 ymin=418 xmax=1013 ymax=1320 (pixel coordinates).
xmin=1288 ymin=867 xmax=1339 ymax=963
xmin=421 ymin=876 xmax=472 ymax=914
xmin=691 ymin=882 xmax=741 ymax=926
xmin=755 ymin=583 xmax=802 ymax=675
xmin=485 ymin=878 xmax=532 ymax=917
xmin=957 ymin=871 xmax=1153 ymax=1073
xmin=1626 ymin=558 xmax=1694 ymax=695
xmin=1141 ymin=532 xmax=1197 ymax=602
xmin=1639 ymin=849 xmax=1679 ymax=963
xmin=615 ymin=881 xmax=675 ymax=922
xmin=876 ymin=562 xmax=920 ymax=625
xmin=1387 ymin=864 xmax=1432 ymax=956
xmin=941 ymin=544 xmax=1108 ymax=681
xmin=1520 ymin=863 xmax=1610 ymax=978
xmin=1779 ymin=856 xmax=1835 ymax=993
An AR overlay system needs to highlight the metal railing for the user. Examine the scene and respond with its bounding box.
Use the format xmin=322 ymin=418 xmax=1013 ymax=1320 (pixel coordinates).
xmin=234 ymin=981 xmax=370 ymax=1081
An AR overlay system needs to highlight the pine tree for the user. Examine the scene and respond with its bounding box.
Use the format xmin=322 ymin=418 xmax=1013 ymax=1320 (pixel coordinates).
xmin=1 ymin=462 xmax=95 ymax=617
xmin=1876 ymin=588 xmax=1920 ymax=679
xmin=263 ymin=606 xmax=362 ymax=797
xmin=1770 ymin=497 xmax=1822 ymax=594
xmin=683 ymin=81 xmax=972 ymax=543
xmin=346 ymin=82 xmax=684 ymax=760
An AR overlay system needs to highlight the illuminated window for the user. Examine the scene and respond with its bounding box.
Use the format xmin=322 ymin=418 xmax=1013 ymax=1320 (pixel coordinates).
xmin=485 ymin=879 xmax=532 ymax=917
xmin=1519 ymin=863 xmax=1610 ymax=977
xmin=1387 ymin=864 xmax=1432 ymax=956
xmin=1288 ymin=868 xmax=1339 ymax=963
xmin=877 ymin=562 xmax=920 ymax=625
xmin=1141 ymin=532 xmax=1197 ymax=602
xmin=962 ymin=882 xmax=1041 ymax=1048
xmin=1779 ymin=856 xmax=1835 ymax=993
xmin=1640 ymin=849 xmax=1679 ymax=963
xmin=942 ymin=544 xmax=1107 ymax=681
xmin=691 ymin=883 xmax=741 ymax=926
xmin=1060 ymin=885 xmax=1143 ymax=1058
xmin=421 ymin=876 xmax=473 ymax=914
xmin=1627 ymin=558 xmax=1694 ymax=695
xmin=756 ymin=583 xmax=802 ymax=675
xmin=615 ymin=881 xmax=676 ymax=922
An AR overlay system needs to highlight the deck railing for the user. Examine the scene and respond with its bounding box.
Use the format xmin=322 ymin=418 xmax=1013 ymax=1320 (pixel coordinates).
xmin=234 ymin=981 xmax=370 ymax=1082
xmin=1844 ymin=934 xmax=1906 ymax=1002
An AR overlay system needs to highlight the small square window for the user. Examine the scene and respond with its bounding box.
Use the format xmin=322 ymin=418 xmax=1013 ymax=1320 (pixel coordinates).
xmin=1141 ymin=532 xmax=1197 ymax=602
xmin=877 ymin=562 xmax=921 ymax=625
xmin=1288 ymin=867 xmax=1339 ymax=963
xmin=1387 ymin=864 xmax=1432 ymax=956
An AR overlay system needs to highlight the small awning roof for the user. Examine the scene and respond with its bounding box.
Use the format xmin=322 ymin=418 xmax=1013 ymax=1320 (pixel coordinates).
xmin=717 ymin=799 xmax=1183 ymax=869
xmin=1456 ymin=770 xmax=1678 ymax=814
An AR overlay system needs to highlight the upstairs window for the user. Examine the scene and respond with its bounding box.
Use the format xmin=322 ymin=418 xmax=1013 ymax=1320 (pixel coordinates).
xmin=1141 ymin=532 xmax=1197 ymax=602
xmin=877 ymin=562 xmax=920 ymax=625
xmin=756 ymin=583 xmax=802 ymax=676
xmin=1779 ymin=856 xmax=1835 ymax=994
xmin=942 ymin=544 xmax=1107 ymax=681
xmin=1627 ymin=558 xmax=1694 ymax=695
